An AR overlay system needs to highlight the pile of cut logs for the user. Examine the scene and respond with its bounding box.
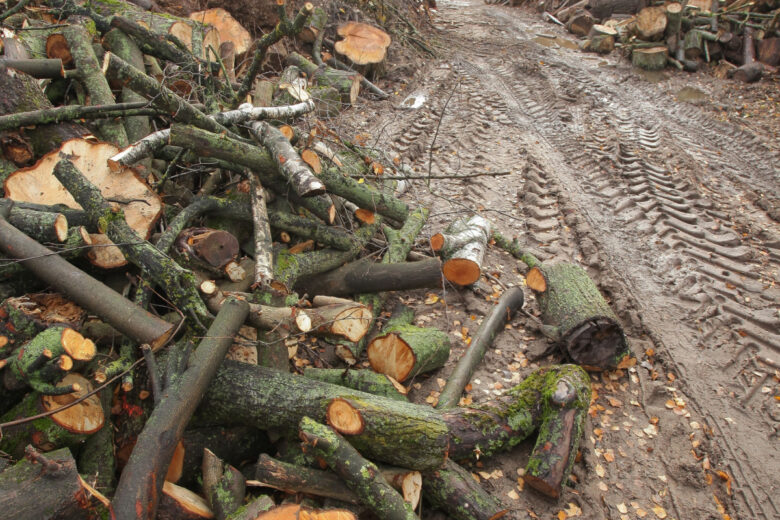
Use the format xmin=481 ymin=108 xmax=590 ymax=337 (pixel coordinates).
xmin=524 ymin=0 xmax=779 ymax=80
xmin=0 ymin=0 xmax=629 ymax=518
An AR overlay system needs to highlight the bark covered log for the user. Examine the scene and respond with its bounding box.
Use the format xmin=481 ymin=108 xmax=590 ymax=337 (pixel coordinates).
xmin=367 ymin=305 xmax=451 ymax=383
xmin=0 ymin=215 xmax=176 ymax=349
xmin=299 ymin=417 xmax=419 ymax=520
xmin=526 ymin=262 xmax=628 ymax=369
xmin=0 ymin=446 xmax=92 ymax=519
xmin=198 ymin=360 xmax=590 ymax=491
xmin=304 ymin=367 xmax=408 ymax=401
xmin=432 ymin=215 xmax=492 ymax=286
xmin=437 ymin=286 xmax=524 ymax=409
xmin=422 ymin=459 xmax=508 ymax=520
xmin=296 ymin=257 xmax=442 ymax=297
xmin=112 ymin=297 xmax=249 ymax=520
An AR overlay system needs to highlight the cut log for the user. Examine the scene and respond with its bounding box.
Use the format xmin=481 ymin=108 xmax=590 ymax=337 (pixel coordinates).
xmin=304 ymin=368 xmax=408 ymax=401
xmin=585 ymin=0 xmax=645 ymax=19
xmin=296 ymin=257 xmax=443 ymax=297
xmin=214 ymin=361 xmax=594 ymax=495
xmin=3 ymin=326 xmax=95 ymax=393
xmin=566 ymin=10 xmax=595 ymax=37
xmin=250 ymin=121 xmax=326 ymax=198
xmin=586 ymin=24 xmax=617 ymax=54
xmin=202 ymin=448 xmax=246 ymax=520
xmin=526 ymin=262 xmax=628 ymax=369
xmin=335 ymin=22 xmax=391 ymax=66
xmin=0 ymin=446 xmax=93 ymax=519
xmin=111 ymin=298 xmax=249 ymax=520
xmin=758 ymin=37 xmax=780 ymax=67
xmin=189 ymin=8 xmax=252 ymax=56
xmin=297 ymin=303 xmax=373 ymax=342
xmin=631 ymin=46 xmax=668 ymax=70
xmin=434 ymin=215 xmax=492 ymax=286
xmin=285 ymin=52 xmax=360 ymax=105
xmin=298 ymin=417 xmax=419 ymax=520
xmin=0 ymin=373 xmax=104 ymax=458
xmin=422 ymin=459 xmax=508 ymax=520
xmin=436 ymin=287 xmax=524 ymax=409
xmin=0 ymin=292 xmax=85 ymax=344
xmin=174 ymin=227 xmax=241 ymax=278
xmin=159 ymin=481 xmax=215 ymax=520
xmin=6 ymin=205 xmax=68 ymax=243
xmin=732 ymin=28 xmax=763 ymax=83
xmin=635 ymin=6 xmax=667 ymax=41
xmin=367 ymin=306 xmax=451 ymax=382
xmin=664 ymin=2 xmax=682 ymax=52
xmin=0 ymin=218 xmax=176 ymax=349
xmin=4 ymin=138 xmax=162 ymax=242
xmin=254 ymin=453 xmax=420 ymax=508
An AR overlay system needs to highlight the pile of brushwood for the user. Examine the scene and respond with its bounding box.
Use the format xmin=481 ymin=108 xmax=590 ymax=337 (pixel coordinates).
xmin=0 ymin=0 xmax=629 ymax=518
xmin=512 ymin=0 xmax=779 ymax=80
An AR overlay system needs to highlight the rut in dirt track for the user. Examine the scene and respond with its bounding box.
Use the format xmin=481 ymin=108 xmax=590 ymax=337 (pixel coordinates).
xmin=378 ymin=1 xmax=779 ymax=518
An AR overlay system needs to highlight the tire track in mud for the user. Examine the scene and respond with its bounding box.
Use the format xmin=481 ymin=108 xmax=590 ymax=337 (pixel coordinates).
xmin=456 ymin=32 xmax=779 ymax=520
xmin=391 ymin=4 xmax=779 ymax=518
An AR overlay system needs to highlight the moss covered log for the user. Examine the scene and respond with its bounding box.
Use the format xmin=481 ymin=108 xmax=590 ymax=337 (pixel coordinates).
xmin=285 ymin=52 xmax=360 ymax=105
xmin=299 ymin=417 xmax=418 ymax=520
xmin=3 ymin=326 xmax=95 ymax=394
xmin=0 ymin=62 xmax=86 ymax=159
xmin=304 ymin=367 xmax=408 ymax=401
xmin=112 ymin=297 xmax=249 ymax=520
xmin=423 ymin=459 xmax=508 ymax=520
xmin=0 ymin=447 xmax=95 ymax=519
xmin=367 ymin=305 xmax=450 ymax=382
xmin=0 ymin=374 xmax=104 ymax=458
xmin=61 ymin=19 xmax=128 ymax=147
xmin=199 ymin=360 xmax=590 ymax=489
xmin=6 ymin=205 xmax=68 ymax=243
xmin=526 ymin=262 xmax=629 ymax=369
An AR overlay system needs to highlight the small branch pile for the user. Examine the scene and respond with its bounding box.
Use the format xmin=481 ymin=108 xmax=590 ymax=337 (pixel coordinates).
xmin=505 ymin=0 xmax=779 ymax=81
xmin=0 ymin=1 xmax=620 ymax=519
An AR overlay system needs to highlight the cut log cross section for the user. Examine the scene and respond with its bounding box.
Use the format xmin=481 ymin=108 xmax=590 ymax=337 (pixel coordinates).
xmin=367 ymin=306 xmax=450 ymax=382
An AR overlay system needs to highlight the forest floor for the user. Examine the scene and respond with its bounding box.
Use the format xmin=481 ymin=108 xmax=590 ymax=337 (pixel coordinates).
xmin=329 ymin=0 xmax=779 ymax=518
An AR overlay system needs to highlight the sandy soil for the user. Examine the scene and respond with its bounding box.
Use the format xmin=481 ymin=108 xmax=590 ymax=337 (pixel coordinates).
xmin=334 ymin=1 xmax=779 ymax=518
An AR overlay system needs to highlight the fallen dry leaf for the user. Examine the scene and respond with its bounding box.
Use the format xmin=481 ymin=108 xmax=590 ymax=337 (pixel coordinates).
xmin=424 ymin=293 xmax=439 ymax=305
xmin=617 ymin=503 xmax=628 ymax=514
xmin=507 ymin=489 xmax=520 ymax=500
xmin=596 ymin=464 xmax=606 ymax=477
xmin=652 ymin=505 xmax=667 ymax=519
xmin=565 ymin=503 xmax=582 ymax=517
xmin=557 ymin=511 xmax=567 ymax=520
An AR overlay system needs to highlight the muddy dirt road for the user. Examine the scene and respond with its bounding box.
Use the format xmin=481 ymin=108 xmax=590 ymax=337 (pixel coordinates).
xmin=353 ymin=1 xmax=779 ymax=518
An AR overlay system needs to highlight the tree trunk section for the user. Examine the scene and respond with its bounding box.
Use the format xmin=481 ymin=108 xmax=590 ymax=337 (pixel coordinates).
xmin=526 ymin=262 xmax=628 ymax=369
xmin=437 ymin=287 xmax=524 ymax=409
xmin=111 ymin=298 xmax=249 ymax=520
xmin=304 ymin=367 xmax=408 ymax=401
xmin=422 ymin=459 xmax=508 ymax=520
xmin=0 ymin=447 xmax=92 ymax=519
xmin=631 ymin=46 xmax=668 ymax=70
xmin=298 ymin=417 xmax=419 ymax=520
xmin=297 ymin=257 xmax=442 ymax=297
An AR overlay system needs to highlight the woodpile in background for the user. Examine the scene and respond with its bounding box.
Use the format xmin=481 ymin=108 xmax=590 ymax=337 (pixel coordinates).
xmin=507 ymin=0 xmax=779 ymax=81
xmin=0 ymin=0 xmax=636 ymax=518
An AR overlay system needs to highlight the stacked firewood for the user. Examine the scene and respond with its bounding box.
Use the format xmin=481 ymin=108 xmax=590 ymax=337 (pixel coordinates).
xmin=0 ymin=1 xmax=631 ymax=519
xmin=514 ymin=0 xmax=779 ymax=81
